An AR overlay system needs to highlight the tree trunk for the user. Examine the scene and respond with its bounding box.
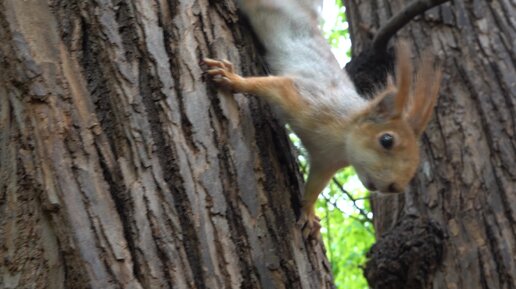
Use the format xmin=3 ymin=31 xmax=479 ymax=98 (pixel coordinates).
xmin=345 ymin=0 xmax=515 ymax=288
xmin=0 ymin=1 xmax=333 ymax=288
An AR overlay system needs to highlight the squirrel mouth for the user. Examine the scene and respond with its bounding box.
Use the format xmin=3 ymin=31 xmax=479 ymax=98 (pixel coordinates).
xmin=358 ymin=173 xmax=377 ymax=191
xmin=364 ymin=181 xmax=377 ymax=191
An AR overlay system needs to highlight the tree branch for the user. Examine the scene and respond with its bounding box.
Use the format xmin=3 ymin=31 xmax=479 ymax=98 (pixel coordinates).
xmin=372 ymin=0 xmax=451 ymax=52
xmin=345 ymin=0 xmax=451 ymax=96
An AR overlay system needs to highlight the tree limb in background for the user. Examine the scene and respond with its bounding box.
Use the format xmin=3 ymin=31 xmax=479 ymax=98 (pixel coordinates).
xmin=372 ymin=0 xmax=451 ymax=52
xmin=345 ymin=0 xmax=451 ymax=96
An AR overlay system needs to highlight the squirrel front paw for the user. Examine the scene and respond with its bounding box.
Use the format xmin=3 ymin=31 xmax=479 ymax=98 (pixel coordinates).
xmin=203 ymin=58 xmax=244 ymax=92
xmin=297 ymin=207 xmax=321 ymax=241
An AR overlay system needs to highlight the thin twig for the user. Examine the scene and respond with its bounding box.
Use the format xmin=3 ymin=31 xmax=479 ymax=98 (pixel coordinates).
xmin=320 ymin=192 xmax=374 ymax=234
xmin=331 ymin=176 xmax=373 ymax=223
xmin=297 ymin=158 xmax=373 ymax=224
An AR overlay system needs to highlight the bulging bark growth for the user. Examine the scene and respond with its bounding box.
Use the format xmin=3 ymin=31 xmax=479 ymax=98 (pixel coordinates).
xmin=364 ymin=215 xmax=444 ymax=289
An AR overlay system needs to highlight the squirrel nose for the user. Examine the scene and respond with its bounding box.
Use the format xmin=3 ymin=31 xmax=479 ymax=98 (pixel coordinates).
xmin=388 ymin=183 xmax=399 ymax=193
xmin=365 ymin=181 xmax=377 ymax=191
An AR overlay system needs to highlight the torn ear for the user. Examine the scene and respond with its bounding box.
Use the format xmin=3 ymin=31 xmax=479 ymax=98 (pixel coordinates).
xmin=405 ymin=51 xmax=442 ymax=136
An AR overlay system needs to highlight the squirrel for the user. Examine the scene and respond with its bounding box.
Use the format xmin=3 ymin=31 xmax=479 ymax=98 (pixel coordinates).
xmin=203 ymin=0 xmax=442 ymax=238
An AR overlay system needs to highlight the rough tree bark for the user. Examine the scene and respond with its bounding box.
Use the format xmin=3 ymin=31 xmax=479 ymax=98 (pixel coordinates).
xmin=0 ymin=1 xmax=333 ymax=288
xmin=345 ymin=0 xmax=515 ymax=288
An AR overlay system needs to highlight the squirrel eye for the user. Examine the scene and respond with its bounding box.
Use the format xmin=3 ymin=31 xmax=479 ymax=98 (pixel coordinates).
xmin=379 ymin=133 xmax=394 ymax=149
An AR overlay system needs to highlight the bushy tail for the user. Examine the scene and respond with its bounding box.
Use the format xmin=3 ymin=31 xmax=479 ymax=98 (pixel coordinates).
xmin=236 ymin=0 xmax=322 ymax=19
xmin=236 ymin=0 xmax=322 ymax=53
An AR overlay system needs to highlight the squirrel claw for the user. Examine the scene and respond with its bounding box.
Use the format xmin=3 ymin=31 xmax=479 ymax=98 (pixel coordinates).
xmin=297 ymin=210 xmax=321 ymax=241
xmin=203 ymin=58 xmax=241 ymax=91
xmin=203 ymin=58 xmax=234 ymax=72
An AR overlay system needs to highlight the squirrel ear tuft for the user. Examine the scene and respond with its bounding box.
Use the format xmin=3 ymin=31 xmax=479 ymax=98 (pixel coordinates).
xmin=374 ymin=92 xmax=398 ymax=120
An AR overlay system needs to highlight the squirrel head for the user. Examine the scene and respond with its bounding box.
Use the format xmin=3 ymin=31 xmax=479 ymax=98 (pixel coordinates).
xmin=345 ymin=43 xmax=442 ymax=193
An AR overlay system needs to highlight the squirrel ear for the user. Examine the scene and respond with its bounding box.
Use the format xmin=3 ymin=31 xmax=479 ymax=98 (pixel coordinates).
xmin=368 ymin=43 xmax=412 ymax=122
xmin=369 ymin=91 xmax=399 ymax=121
xmin=405 ymin=51 xmax=442 ymax=136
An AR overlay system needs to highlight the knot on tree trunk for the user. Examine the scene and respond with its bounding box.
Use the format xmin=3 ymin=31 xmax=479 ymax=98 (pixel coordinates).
xmin=364 ymin=215 xmax=445 ymax=289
